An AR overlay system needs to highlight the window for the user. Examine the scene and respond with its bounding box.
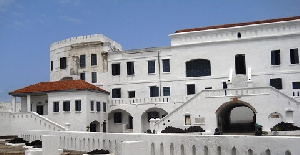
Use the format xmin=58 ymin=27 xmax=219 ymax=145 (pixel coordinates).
xmin=150 ymin=86 xmax=159 ymax=97
xmin=270 ymin=78 xmax=282 ymax=89
xmin=63 ymin=101 xmax=70 ymax=111
xmin=91 ymin=54 xmax=97 ymax=66
xmin=235 ymin=54 xmax=246 ymax=74
xmin=75 ymin=100 xmax=81 ymax=111
xmin=80 ymin=73 xmax=85 ymax=81
xmin=187 ymin=84 xmax=195 ymax=95
xmin=92 ymin=72 xmax=97 ymax=83
xmin=292 ymin=82 xmax=300 ymax=89
xmin=186 ymin=59 xmax=211 ymax=77
xmin=60 ymin=57 xmax=67 ymax=69
xmin=128 ymin=91 xmax=135 ymax=98
xmin=112 ymin=63 xmax=120 ymax=76
xmin=185 ymin=115 xmax=191 ymax=125
xmin=222 ymin=82 xmax=227 ymax=89
xmin=80 ymin=55 xmax=86 ymax=68
xmin=103 ymin=102 xmax=106 ymax=112
xmin=148 ymin=60 xmax=155 ymax=74
xmin=96 ymin=102 xmax=101 ymax=112
xmin=90 ymin=101 xmax=94 ymax=111
xmin=114 ymin=112 xmax=122 ymax=123
xmin=237 ymin=32 xmax=241 ymax=38
xmin=271 ymin=50 xmax=280 ymax=65
xmin=112 ymin=88 xmax=121 ymax=98
xmin=162 ymin=59 xmax=170 ymax=72
xmin=53 ymin=102 xmax=59 ymax=112
xmin=127 ymin=62 xmax=134 ymax=75
xmin=163 ymin=87 xmax=170 ymax=96
xmin=290 ymin=48 xmax=299 ymax=64
xmin=148 ymin=111 xmax=159 ymax=121
xmin=50 ymin=61 xmax=53 ymax=71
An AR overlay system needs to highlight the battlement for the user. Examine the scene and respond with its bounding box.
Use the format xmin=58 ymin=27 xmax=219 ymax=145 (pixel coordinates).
xmin=170 ymin=18 xmax=300 ymax=46
xmin=50 ymin=34 xmax=122 ymax=51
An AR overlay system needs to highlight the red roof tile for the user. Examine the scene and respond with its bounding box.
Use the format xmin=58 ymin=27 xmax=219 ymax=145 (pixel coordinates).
xmin=175 ymin=16 xmax=300 ymax=33
xmin=9 ymin=80 xmax=109 ymax=95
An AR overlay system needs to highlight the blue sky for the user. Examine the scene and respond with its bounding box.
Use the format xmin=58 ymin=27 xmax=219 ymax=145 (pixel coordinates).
xmin=0 ymin=0 xmax=299 ymax=102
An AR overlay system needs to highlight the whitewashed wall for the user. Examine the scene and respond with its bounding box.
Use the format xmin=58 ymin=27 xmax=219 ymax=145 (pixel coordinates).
xmin=47 ymin=90 xmax=108 ymax=131
xmin=21 ymin=130 xmax=300 ymax=155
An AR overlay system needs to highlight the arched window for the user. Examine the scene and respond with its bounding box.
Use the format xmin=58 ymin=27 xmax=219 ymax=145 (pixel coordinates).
xmin=186 ymin=59 xmax=211 ymax=77
xmin=237 ymin=32 xmax=241 ymax=38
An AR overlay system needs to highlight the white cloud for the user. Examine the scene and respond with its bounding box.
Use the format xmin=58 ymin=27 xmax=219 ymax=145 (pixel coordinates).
xmin=60 ymin=15 xmax=81 ymax=24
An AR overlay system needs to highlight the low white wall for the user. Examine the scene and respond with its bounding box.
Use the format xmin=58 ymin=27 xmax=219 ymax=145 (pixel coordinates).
xmin=0 ymin=112 xmax=65 ymax=136
xmin=21 ymin=130 xmax=300 ymax=155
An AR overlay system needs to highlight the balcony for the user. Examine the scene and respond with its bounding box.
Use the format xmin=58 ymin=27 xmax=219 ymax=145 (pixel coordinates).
xmin=109 ymin=96 xmax=192 ymax=106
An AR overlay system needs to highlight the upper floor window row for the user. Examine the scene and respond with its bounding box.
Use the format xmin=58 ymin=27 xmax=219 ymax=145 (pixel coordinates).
xmin=111 ymin=59 xmax=170 ymax=76
xmin=271 ymin=48 xmax=299 ymax=65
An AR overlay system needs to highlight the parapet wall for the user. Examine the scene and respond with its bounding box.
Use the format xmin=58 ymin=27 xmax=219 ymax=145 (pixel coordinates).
xmin=50 ymin=34 xmax=122 ymax=51
xmin=21 ymin=130 xmax=300 ymax=154
xmin=170 ymin=19 xmax=300 ymax=46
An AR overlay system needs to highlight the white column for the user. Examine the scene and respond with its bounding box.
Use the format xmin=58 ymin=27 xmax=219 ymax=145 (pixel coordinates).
xmin=11 ymin=96 xmax=16 ymax=112
xmin=27 ymin=95 xmax=31 ymax=112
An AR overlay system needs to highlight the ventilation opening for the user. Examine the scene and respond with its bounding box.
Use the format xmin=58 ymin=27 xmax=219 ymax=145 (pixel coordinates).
xmin=237 ymin=32 xmax=241 ymax=38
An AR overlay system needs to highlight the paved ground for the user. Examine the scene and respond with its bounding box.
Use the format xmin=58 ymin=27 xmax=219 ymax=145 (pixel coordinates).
xmin=0 ymin=139 xmax=86 ymax=155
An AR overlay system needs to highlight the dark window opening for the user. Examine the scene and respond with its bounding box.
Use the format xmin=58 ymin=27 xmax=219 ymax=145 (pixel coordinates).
xmin=60 ymin=57 xmax=67 ymax=69
xmin=90 ymin=101 xmax=94 ymax=111
xmin=112 ymin=88 xmax=121 ymax=98
xmin=290 ymin=48 xmax=299 ymax=64
xmin=148 ymin=60 xmax=155 ymax=74
xmin=127 ymin=62 xmax=134 ymax=75
xmin=112 ymin=63 xmax=120 ymax=76
xmin=148 ymin=111 xmax=159 ymax=121
xmin=75 ymin=100 xmax=81 ymax=111
xmin=63 ymin=101 xmax=70 ymax=111
xmin=103 ymin=102 xmax=106 ymax=112
xmin=150 ymin=86 xmax=159 ymax=97
xmin=292 ymin=82 xmax=300 ymax=89
xmin=163 ymin=87 xmax=170 ymax=96
xmin=205 ymin=87 xmax=212 ymax=89
xmin=186 ymin=59 xmax=211 ymax=77
xmin=80 ymin=73 xmax=85 ymax=81
xmin=187 ymin=84 xmax=195 ymax=95
xmin=91 ymin=54 xmax=97 ymax=66
xmin=235 ymin=54 xmax=246 ymax=74
xmin=128 ymin=91 xmax=135 ymax=98
xmin=80 ymin=55 xmax=86 ymax=68
xmin=222 ymin=82 xmax=227 ymax=89
xmin=53 ymin=102 xmax=59 ymax=112
xmin=162 ymin=59 xmax=170 ymax=72
xmin=92 ymin=72 xmax=97 ymax=83
xmin=51 ymin=61 xmax=53 ymax=71
xmin=114 ymin=112 xmax=122 ymax=123
xmin=270 ymin=78 xmax=282 ymax=90
xmin=96 ymin=102 xmax=101 ymax=112
xmin=271 ymin=50 xmax=280 ymax=65
xmin=237 ymin=32 xmax=241 ymax=38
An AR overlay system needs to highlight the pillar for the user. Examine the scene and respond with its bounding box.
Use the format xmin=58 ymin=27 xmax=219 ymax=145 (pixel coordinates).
xmin=42 ymin=135 xmax=62 ymax=155
xmin=11 ymin=96 xmax=16 ymax=112
xmin=133 ymin=114 xmax=142 ymax=133
xmin=27 ymin=95 xmax=31 ymax=112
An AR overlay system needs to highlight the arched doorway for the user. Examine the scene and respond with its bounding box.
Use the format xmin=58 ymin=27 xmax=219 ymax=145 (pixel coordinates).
xmin=141 ymin=107 xmax=168 ymax=133
xmin=216 ymin=100 xmax=256 ymax=134
xmin=90 ymin=120 xmax=100 ymax=132
xmin=108 ymin=109 xmax=133 ymax=133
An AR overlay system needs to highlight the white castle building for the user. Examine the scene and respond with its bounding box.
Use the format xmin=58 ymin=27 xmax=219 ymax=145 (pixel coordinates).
xmin=1 ymin=16 xmax=300 ymax=154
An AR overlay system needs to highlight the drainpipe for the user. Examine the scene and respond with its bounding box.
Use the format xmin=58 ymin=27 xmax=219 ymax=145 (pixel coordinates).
xmin=157 ymin=50 xmax=162 ymax=97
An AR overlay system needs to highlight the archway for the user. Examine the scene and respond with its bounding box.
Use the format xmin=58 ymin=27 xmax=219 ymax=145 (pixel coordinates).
xmin=141 ymin=107 xmax=168 ymax=133
xmin=216 ymin=100 xmax=256 ymax=134
xmin=89 ymin=120 xmax=100 ymax=132
xmin=108 ymin=109 xmax=133 ymax=133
